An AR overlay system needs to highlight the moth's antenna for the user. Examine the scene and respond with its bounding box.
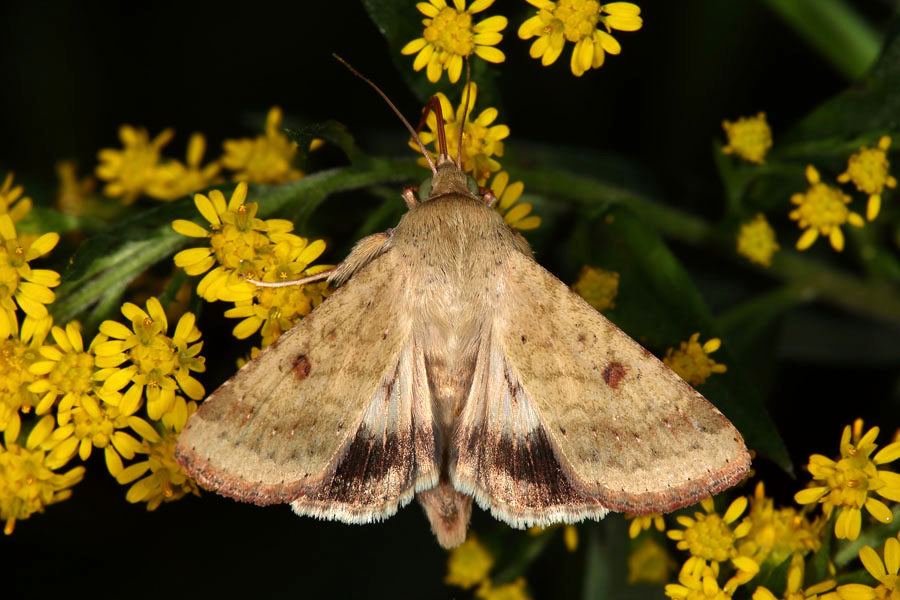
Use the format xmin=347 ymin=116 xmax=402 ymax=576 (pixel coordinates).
xmin=456 ymin=57 xmax=472 ymax=169
xmin=333 ymin=54 xmax=437 ymax=175
xmin=419 ymin=96 xmax=449 ymax=160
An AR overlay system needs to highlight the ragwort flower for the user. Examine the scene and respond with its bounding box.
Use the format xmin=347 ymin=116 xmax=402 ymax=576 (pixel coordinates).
xmin=667 ymin=496 xmax=753 ymax=571
xmin=402 ymin=0 xmax=507 ymax=83
xmin=721 ymin=113 xmax=773 ymax=165
xmin=0 ymin=316 xmax=52 ymax=437
xmin=837 ymin=135 xmax=896 ymax=221
xmin=628 ymin=535 xmax=677 ymax=584
xmin=55 ymin=161 xmax=96 ymax=217
xmin=572 ymin=265 xmax=619 ymax=312
xmin=752 ymin=553 xmax=835 ymax=600
xmin=147 ymin=133 xmax=221 ymax=201
xmin=518 ymin=1 xmax=643 ymax=76
xmin=738 ymin=482 xmax=822 ymax=567
xmin=0 ymin=416 xmax=85 ymax=534
xmin=737 ymin=214 xmax=779 ymax=267
xmin=664 ymin=333 xmax=727 ymax=387
xmin=475 ymin=577 xmax=531 ymax=600
xmin=794 ymin=423 xmax=900 ymax=541
xmin=115 ymin=406 xmax=200 ymax=510
xmin=490 ymin=171 xmax=540 ymax=231
xmin=789 ymin=165 xmax=864 ymax=252
xmin=445 ymin=534 xmax=494 ymax=589
xmin=172 ymin=183 xmax=305 ymax=302
xmin=94 ymin=297 xmax=205 ymax=421
xmin=96 ymin=125 xmax=174 ymax=204
xmin=224 ymin=241 xmax=330 ymax=348
xmin=222 ymin=107 xmax=302 ymax=184
xmin=412 ymin=82 xmax=509 ymax=184
xmin=0 ymin=215 xmax=60 ymax=339
xmin=0 ymin=172 xmax=33 ymax=223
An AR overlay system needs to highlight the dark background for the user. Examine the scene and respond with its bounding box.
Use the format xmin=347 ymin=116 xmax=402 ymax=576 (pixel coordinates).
xmin=4 ymin=2 xmax=899 ymax=598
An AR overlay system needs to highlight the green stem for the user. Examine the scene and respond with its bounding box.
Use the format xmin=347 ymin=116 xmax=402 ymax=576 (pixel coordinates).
xmin=511 ymin=164 xmax=900 ymax=326
xmin=763 ymin=0 xmax=882 ymax=80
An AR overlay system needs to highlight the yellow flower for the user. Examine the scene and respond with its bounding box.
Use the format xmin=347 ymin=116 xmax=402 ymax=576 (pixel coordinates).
xmin=0 ymin=316 xmax=52 ymax=438
xmin=0 ymin=214 xmax=60 ymax=339
xmin=789 ymin=165 xmax=864 ymax=252
xmin=55 ymin=161 xmax=96 ymax=217
xmin=96 ymin=125 xmax=174 ymax=204
xmin=753 ymin=553 xmax=835 ymax=600
xmin=222 ymin=107 xmax=302 ymax=184
xmin=225 ymin=243 xmax=330 ymax=348
xmin=629 ymin=535 xmax=677 ymax=584
xmin=401 ymin=0 xmax=507 ymax=83
xmin=572 ymin=265 xmax=619 ymax=312
xmin=830 ymin=534 xmax=900 ymax=600
xmin=665 ymin=559 xmax=733 ymax=600
xmin=94 ymin=297 xmax=206 ymax=421
xmin=0 ymin=416 xmax=85 ymax=534
xmin=721 ymin=113 xmax=773 ymax=164
xmin=115 ymin=404 xmax=200 ymax=510
xmin=664 ymin=333 xmax=727 ymax=386
xmin=738 ymin=482 xmax=822 ymax=567
xmin=518 ymin=1 xmax=642 ymax=76
xmin=147 ymin=133 xmax=221 ymax=201
xmin=490 ymin=171 xmax=540 ymax=231
xmin=626 ymin=512 xmax=665 ymax=538
xmin=737 ymin=214 xmax=779 ymax=267
xmin=837 ymin=136 xmax=896 ymax=221
xmin=667 ymin=497 xmax=752 ymax=569
xmin=172 ymin=183 xmax=305 ymax=302
xmin=794 ymin=423 xmax=900 ymax=541
xmin=0 ymin=172 xmax=33 ymax=223
xmin=445 ymin=534 xmax=494 ymax=589
xmin=476 ymin=577 xmax=531 ymax=600
xmin=412 ymin=82 xmax=509 ymax=185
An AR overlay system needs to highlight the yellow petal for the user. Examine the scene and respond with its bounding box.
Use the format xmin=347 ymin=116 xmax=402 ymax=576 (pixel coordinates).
xmin=474 ymin=15 xmax=507 ymax=33
xmin=401 ymin=38 xmax=427 ymax=55
xmin=172 ymin=219 xmax=209 ymax=238
xmin=864 ymin=497 xmax=893 ymax=523
xmin=859 ymin=545 xmax=886 ymax=580
xmin=829 ymin=227 xmax=845 ymax=251
xmin=194 ymin=193 xmax=221 ymax=225
xmin=884 ymin=537 xmax=900 ymax=577
xmin=475 ymin=45 xmax=505 ymax=63
xmin=796 ymin=228 xmax=818 ymax=250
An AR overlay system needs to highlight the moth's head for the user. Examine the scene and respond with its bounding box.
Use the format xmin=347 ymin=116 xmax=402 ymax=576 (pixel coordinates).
xmin=420 ymin=157 xmax=479 ymax=201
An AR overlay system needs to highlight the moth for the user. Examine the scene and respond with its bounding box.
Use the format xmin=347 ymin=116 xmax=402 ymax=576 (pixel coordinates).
xmin=175 ymin=65 xmax=750 ymax=548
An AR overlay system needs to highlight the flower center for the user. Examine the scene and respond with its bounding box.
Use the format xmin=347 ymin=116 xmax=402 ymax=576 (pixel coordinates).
xmin=424 ymin=8 xmax=475 ymax=56
xmin=553 ymin=0 xmax=602 ymax=42
xmin=796 ymin=184 xmax=851 ymax=230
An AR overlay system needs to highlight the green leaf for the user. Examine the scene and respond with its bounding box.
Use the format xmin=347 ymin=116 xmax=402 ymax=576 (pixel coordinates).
xmin=285 ymin=120 xmax=357 ymax=163
xmin=782 ymin=20 xmax=900 ymax=146
xmin=755 ymin=554 xmax=793 ymax=599
xmin=571 ymin=207 xmax=791 ymax=472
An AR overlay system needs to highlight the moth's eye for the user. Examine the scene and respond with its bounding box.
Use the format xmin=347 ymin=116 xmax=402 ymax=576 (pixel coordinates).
xmin=418 ymin=177 xmax=433 ymax=202
xmin=466 ymin=175 xmax=480 ymax=196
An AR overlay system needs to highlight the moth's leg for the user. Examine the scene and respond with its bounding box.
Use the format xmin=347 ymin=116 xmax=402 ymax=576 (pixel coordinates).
xmin=480 ymin=188 xmax=497 ymax=208
xmin=328 ymin=230 xmax=394 ymax=287
xmin=402 ymin=186 xmax=419 ymax=209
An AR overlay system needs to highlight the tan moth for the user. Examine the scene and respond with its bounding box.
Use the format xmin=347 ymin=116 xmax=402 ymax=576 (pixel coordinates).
xmin=174 ymin=63 xmax=750 ymax=548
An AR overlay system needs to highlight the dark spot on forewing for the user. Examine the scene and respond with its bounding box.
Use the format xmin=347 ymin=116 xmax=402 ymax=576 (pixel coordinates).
xmin=602 ymin=361 xmax=626 ymax=388
xmin=292 ymin=354 xmax=311 ymax=380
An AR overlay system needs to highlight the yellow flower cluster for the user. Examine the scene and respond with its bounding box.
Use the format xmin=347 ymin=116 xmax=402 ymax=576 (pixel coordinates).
xmin=737 ymin=214 xmax=779 ymax=267
xmin=795 ymin=422 xmax=900 ymax=540
xmin=572 ymin=265 xmax=620 ymax=311
xmin=0 ymin=172 xmax=34 ymax=223
xmin=173 ymin=182 xmax=330 ymax=349
xmin=664 ymin=333 xmax=727 ymax=387
xmin=721 ymin=113 xmax=773 ymax=165
xmin=445 ymin=535 xmax=532 ymax=599
xmin=519 ymin=1 xmax=643 ymax=76
xmin=402 ymin=0 xmax=507 ymax=84
xmin=0 ymin=243 xmax=208 ymax=530
xmin=96 ymin=106 xmax=310 ymax=204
